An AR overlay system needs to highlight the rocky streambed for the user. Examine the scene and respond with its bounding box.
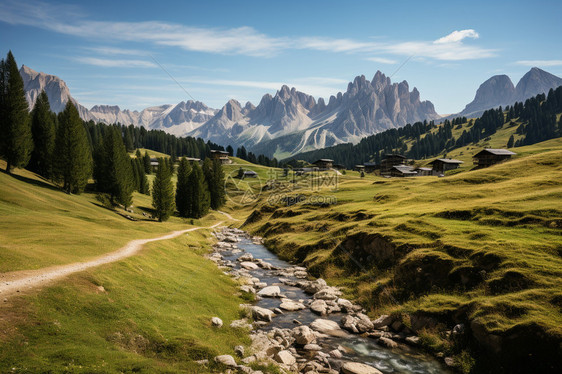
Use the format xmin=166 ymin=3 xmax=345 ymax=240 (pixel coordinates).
xmin=206 ymin=227 xmax=449 ymax=374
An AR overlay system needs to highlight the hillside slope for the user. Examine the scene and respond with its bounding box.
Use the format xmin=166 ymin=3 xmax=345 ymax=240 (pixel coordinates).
xmin=241 ymin=140 xmax=562 ymax=373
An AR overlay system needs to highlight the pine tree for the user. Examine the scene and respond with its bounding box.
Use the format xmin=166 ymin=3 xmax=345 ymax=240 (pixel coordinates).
xmin=226 ymin=145 xmax=234 ymax=156
xmin=97 ymin=127 xmax=134 ymax=207
xmin=135 ymin=149 xmax=141 ymax=158
xmin=143 ymin=151 xmax=151 ymax=174
xmin=28 ymin=90 xmax=55 ymax=178
xmin=152 ymin=159 xmax=175 ymax=221
xmin=53 ymin=102 xmax=92 ymax=194
xmin=185 ymin=161 xmax=210 ymax=218
xmin=175 ymin=157 xmax=192 ymax=217
xmin=507 ymin=134 xmax=515 ymax=148
xmin=1 ymin=51 xmax=32 ymax=173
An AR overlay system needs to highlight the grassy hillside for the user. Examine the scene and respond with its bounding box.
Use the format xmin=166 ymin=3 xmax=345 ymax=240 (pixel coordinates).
xmin=241 ymin=138 xmax=562 ymax=372
xmin=0 ymin=160 xmax=250 ymax=372
xmin=0 ymin=159 xmax=197 ymax=272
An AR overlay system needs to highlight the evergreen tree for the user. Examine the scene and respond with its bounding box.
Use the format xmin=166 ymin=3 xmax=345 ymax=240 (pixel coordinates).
xmin=152 ymin=158 xmax=175 ymax=221
xmin=507 ymin=134 xmax=515 ymax=148
xmin=28 ymin=90 xmax=55 ymax=178
xmin=135 ymin=149 xmax=141 ymax=158
xmin=226 ymin=145 xmax=234 ymax=156
xmin=0 ymin=51 xmax=32 ymax=173
xmin=143 ymin=150 xmax=152 ymax=174
xmin=97 ymin=127 xmax=134 ymax=207
xmin=175 ymin=157 xmax=192 ymax=217
xmin=185 ymin=161 xmax=210 ymax=218
xmin=53 ymin=102 xmax=92 ymax=194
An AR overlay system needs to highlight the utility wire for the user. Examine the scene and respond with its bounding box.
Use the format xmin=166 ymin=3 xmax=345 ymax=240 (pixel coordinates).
xmin=150 ymin=54 xmax=196 ymax=102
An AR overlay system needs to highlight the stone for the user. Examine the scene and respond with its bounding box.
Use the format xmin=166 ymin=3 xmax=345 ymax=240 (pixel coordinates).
xmin=195 ymin=359 xmax=209 ymax=365
xmin=329 ymin=349 xmax=343 ymax=358
xmin=211 ymin=317 xmax=223 ymax=328
xmin=310 ymin=299 xmax=328 ymax=315
xmin=303 ymin=343 xmax=322 ymax=351
xmin=355 ymin=313 xmax=374 ymax=333
xmin=341 ymin=362 xmax=383 ymax=374
xmin=303 ymin=278 xmax=328 ymax=294
xmin=250 ymin=306 xmax=275 ymax=322
xmin=238 ymin=253 xmax=254 ymax=262
xmin=240 ymin=261 xmax=259 ymax=270
xmin=377 ymin=337 xmax=398 ymax=349
xmin=313 ymin=288 xmax=339 ymax=300
xmin=280 ymin=299 xmax=306 ymax=311
xmin=214 ymin=355 xmax=237 ymax=367
xmin=310 ymin=319 xmax=342 ymax=334
xmin=240 ymin=285 xmax=256 ymax=294
xmin=274 ymin=350 xmax=296 ymax=366
xmin=390 ymin=320 xmax=403 ymax=332
xmin=234 ymin=345 xmax=245 ymax=357
xmin=405 ymin=336 xmax=420 ymax=346
xmin=444 ymin=357 xmax=456 ymax=367
xmin=337 ymin=298 xmax=354 ymax=312
xmin=341 ymin=315 xmax=359 ymax=333
xmin=371 ymin=314 xmax=394 ymax=329
xmin=230 ymin=319 xmax=253 ymax=330
xmin=257 ymin=285 xmax=281 ymax=298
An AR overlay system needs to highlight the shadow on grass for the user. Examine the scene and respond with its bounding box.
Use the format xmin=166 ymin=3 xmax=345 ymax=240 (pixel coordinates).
xmin=1 ymin=168 xmax=61 ymax=192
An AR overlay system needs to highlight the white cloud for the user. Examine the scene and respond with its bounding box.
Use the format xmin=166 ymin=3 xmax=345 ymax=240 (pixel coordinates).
xmin=366 ymin=57 xmax=397 ymax=64
xmin=434 ymin=29 xmax=479 ymax=44
xmin=515 ymin=60 xmax=562 ymax=67
xmin=0 ymin=0 xmax=495 ymax=61
xmin=83 ymin=47 xmax=149 ymax=56
xmin=75 ymin=57 xmax=156 ymax=68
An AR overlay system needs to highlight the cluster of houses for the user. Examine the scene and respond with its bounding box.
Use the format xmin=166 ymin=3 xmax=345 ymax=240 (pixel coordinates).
xmin=308 ymin=148 xmax=516 ymax=178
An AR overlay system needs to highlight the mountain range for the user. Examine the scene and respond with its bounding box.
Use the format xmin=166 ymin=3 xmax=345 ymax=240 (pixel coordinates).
xmin=455 ymin=67 xmax=562 ymax=119
xmin=19 ymin=65 xmax=562 ymax=159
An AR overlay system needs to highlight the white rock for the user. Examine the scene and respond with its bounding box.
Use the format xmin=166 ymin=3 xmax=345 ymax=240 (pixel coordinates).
xmin=279 ymin=299 xmax=306 ymax=311
xmin=310 ymin=319 xmax=342 ymax=334
xmin=310 ymin=299 xmax=328 ymax=315
xmin=292 ymin=325 xmax=316 ymax=345
xmin=214 ymin=355 xmax=237 ymax=367
xmin=274 ymin=350 xmax=296 ymax=365
xmin=257 ymin=285 xmax=281 ymax=298
xmin=342 ymin=362 xmax=383 ymax=374
xmin=240 ymin=262 xmax=259 ymax=270
xmin=211 ymin=317 xmax=223 ymax=328
xmin=250 ymin=306 xmax=275 ymax=322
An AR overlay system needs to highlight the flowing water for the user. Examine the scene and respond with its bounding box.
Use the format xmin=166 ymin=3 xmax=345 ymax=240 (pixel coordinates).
xmin=220 ymin=237 xmax=449 ymax=374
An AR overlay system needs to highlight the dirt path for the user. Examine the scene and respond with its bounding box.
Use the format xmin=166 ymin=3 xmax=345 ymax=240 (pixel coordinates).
xmin=217 ymin=210 xmax=240 ymax=221
xmin=0 ymin=222 xmax=223 ymax=298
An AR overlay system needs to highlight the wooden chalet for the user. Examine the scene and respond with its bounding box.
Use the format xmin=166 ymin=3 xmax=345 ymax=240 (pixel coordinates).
xmin=363 ymin=162 xmax=379 ymax=173
xmin=210 ymin=150 xmax=231 ymax=164
xmin=473 ymin=149 xmax=516 ymax=168
xmin=380 ymin=154 xmax=407 ymax=173
xmin=354 ymin=165 xmax=365 ymax=172
xmin=388 ymin=164 xmax=417 ymax=177
xmin=312 ymin=159 xmax=334 ymax=170
xmin=427 ymin=158 xmax=464 ymax=173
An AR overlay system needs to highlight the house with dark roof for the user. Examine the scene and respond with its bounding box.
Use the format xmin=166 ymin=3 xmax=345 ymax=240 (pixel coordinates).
xmin=473 ymin=149 xmax=516 ymax=168
xmin=388 ymin=164 xmax=417 ymax=177
xmin=427 ymin=158 xmax=464 ymax=173
xmin=312 ymin=159 xmax=333 ymax=170
xmin=210 ymin=150 xmax=231 ymax=164
xmin=381 ymin=154 xmax=407 ymax=173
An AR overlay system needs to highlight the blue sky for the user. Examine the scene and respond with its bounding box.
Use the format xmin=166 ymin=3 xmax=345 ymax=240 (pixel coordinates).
xmin=1 ymin=0 xmax=561 ymax=114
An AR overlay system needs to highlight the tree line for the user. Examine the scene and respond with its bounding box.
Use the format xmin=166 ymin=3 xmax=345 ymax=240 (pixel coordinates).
xmin=0 ymin=50 xmax=225 ymax=221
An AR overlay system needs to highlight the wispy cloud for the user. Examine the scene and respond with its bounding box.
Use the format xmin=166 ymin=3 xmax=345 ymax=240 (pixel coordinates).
xmin=75 ymin=57 xmax=156 ymax=68
xmin=434 ymin=29 xmax=479 ymax=44
xmin=82 ymin=46 xmax=149 ymax=56
xmin=0 ymin=0 xmax=496 ymax=61
xmin=366 ymin=57 xmax=397 ymax=64
xmin=515 ymin=60 xmax=562 ymax=67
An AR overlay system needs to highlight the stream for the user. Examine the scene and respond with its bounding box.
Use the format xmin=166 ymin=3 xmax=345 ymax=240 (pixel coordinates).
xmin=212 ymin=228 xmax=449 ymax=374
